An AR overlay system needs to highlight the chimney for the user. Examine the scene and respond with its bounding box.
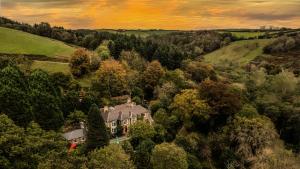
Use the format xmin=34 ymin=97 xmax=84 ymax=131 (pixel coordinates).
xmin=80 ymin=122 xmax=85 ymax=129
xmin=104 ymin=106 xmax=109 ymax=112
xmin=127 ymin=97 xmax=131 ymax=104
xmin=130 ymin=102 xmax=136 ymax=108
xmin=119 ymin=111 xmax=123 ymax=120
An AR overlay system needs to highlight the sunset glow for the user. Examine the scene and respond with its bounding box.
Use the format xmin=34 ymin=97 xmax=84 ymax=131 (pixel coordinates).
xmin=1 ymin=0 xmax=300 ymax=29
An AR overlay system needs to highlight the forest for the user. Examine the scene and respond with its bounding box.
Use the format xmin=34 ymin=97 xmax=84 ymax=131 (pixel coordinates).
xmin=0 ymin=16 xmax=300 ymax=169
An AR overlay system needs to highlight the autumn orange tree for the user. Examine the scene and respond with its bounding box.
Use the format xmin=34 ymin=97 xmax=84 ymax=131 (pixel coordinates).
xmin=69 ymin=48 xmax=91 ymax=77
xmin=170 ymin=89 xmax=211 ymax=130
xmin=143 ymin=60 xmax=165 ymax=99
xmin=93 ymin=59 xmax=129 ymax=98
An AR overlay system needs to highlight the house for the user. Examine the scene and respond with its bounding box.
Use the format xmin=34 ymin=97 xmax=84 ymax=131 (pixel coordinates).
xmin=62 ymin=122 xmax=86 ymax=144
xmin=101 ymin=98 xmax=153 ymax=135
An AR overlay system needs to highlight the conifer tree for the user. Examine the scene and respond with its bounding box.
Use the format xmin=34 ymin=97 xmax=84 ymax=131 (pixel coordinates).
xmin=86 ymin=104 xmax=109 ymax=152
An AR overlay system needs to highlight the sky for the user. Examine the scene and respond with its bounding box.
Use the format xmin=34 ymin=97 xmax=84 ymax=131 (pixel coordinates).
xmin=0 ymin=0 xmax=300 ymax=30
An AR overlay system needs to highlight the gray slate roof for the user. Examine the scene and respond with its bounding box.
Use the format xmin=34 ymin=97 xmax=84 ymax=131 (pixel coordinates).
xmin=62 ymin=129 xmax=85 ymax=140
xmin=101 ymin=103 xmax=149 ymax=122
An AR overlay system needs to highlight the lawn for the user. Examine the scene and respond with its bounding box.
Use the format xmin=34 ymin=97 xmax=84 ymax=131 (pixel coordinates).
xmin=0 ymin=27 xmax=76 ymax=58
xmin=218 ymin=31 xmax=265 ymax=39
xmin=77 ymin=73 xmax=97 ymax=88
xmin=31 ymin=61 xmax=71 ymax=74
xmin=204 ymin=39 xmax=273 ymax=67
xmin=31 ymin=60 xmax=96 ymax=87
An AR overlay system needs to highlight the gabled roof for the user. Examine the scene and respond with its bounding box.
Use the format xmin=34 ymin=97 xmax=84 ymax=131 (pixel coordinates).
xmin=62 ymin=129 xmax=85 ymax=141
xmin=101 ymin=103 xmax=149 ymax=122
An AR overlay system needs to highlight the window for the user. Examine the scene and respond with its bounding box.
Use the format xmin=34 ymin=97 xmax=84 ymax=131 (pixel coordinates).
xmin=112 ymin=128 xmax=116 ymax=133
xmin=112 ymin=121 xmax=116 ymax=127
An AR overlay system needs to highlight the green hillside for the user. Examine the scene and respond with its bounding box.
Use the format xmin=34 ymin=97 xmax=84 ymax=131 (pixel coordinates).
xmin=204 ymin=39 xmax=273 ymax=67
xmin=0 ymin=27 xmax=76 ymax=58
xmin=31 ymin=61 xmax=70 ymax=74
xmin=31 ymin=61 xmax=95 ymax=87
xmin=218 ymin=31 xmax=265 ymax=38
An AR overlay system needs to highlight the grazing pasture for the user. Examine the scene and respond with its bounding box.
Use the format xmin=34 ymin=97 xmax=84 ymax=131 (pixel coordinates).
xmin=0 ymin=27 xmax=76 ymax=58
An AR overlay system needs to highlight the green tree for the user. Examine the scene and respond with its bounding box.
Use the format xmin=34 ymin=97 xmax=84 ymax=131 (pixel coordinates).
xmin=151 ymin=143 xmax=188 ymax=169
xmin=0 ymin=114 xmax=67 ymax=169
xmin=134 ymin=139 xmax=155 ymax=169
xmin=237 ymin=104 xmax=259 ymax=118
xmin=120 ymin=50 xmax=147 ymax=71
xmin=65 ymin=110 xmax=86 ymax=129
xmin=88 ymin=144 xmax=135 ymax=169
xmin=38 ymin=151 xmax=87 ymax=169
xmin=86 ymin=104 xmax=109 ymax=152
xmin=0 ymin=66 xmax=32 ymax=127
xmin=29 ymin=70 xmax=64 ymax=131
xmin=69 ymin=48 xmax=90 ymax=77
xmin=95 ymin=40 xmax=111 ymax=60
xmin=226 ymin=116 xmax=278 ymax=166
xmin=271 ymin=70 xmax=298 ymax=96
xmin=129 ymin=121 xmax=156 ymax=146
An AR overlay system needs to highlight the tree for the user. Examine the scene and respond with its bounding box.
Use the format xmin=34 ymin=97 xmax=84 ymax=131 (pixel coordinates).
xmin=0 ymin=114 xmax=68 ymax=169
xmin=29 ymin=70 xmax=64 ymax=131
xmin=171 ymin=89 xmax=211 ymax=130
xmin=50 ymin=72 xmax=72 ymax=90
xmin=226 ymin=116 xmax=278 ymax=166
xmin=93 ymin=59 xmax=129 ymax=97
xmin=182 ymin=60 xmax=217 ymax=83
xmin=86 ymin=104 xmax=109 ymax=152
xmin=134 ymin=139 xmax=155 ymax=169
xmin=95 ymin=40 xmax=111 ymax=60
xmin=271 ymin=70 xmax=298 ymax=96
xmin=120 ymin=50 xmax=146 ymax=71
xmin=175 ymin=132 xmax=211 ymax=161
xmin=69 ymin=48 xmax=90 ymax=77
xmin=151 ymin=143 xmax=188 ymax=169
xmin=282 ymin=112 xmax=300 ymax=151
xmin=89 ymin=52 xmax=101 ymax=71
xmin=0 ymin=66 xmax=32 ymax=127
xmin=129 ymin=121 xmax=156 ymax=147
xmin=38 ymin=151 xmax=87 ymax=169
xmin=65 ymin=110 xmax=86 ymax=129
xmin=199 ymin=79 xmax=242 ymax=129
xmin=143 ymin=61 xmax=165 ymax=99
xmin=237 ymin=104 xmax=259 ymax=118
xmin=88 ymin=144 xmax=135 ymax=169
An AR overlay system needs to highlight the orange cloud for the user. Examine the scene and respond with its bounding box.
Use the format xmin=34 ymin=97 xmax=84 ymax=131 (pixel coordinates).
xmin=1 ymin=0 xmax=300 ymax=29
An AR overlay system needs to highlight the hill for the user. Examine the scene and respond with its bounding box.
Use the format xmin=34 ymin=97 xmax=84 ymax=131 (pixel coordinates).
xmin=0 ymin=27 xmax=76 ymax=58
xmin=97 ymin=29 xmax=176 ymax=37
xmin=204 ymin=39 xmax=273 ymax=67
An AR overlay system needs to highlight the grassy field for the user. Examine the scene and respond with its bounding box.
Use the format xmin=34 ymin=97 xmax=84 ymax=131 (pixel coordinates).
xmin=0 ymin=27 xmax=76 ymax=58
xmin=204 ymin=39 xmax=273 ymax=67
xmin=98 ymin=29 xmax=176 ymax=37
xmin=218 ymin=31 xmax=265 ymax=38
xmin=77 ymin=73 xmax=97 ymax=88
xmin=31 ymin=61 xmax=70 ymax=74
xmin=31 ymin=60 xmax=96 ymax=87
